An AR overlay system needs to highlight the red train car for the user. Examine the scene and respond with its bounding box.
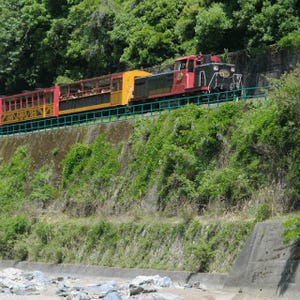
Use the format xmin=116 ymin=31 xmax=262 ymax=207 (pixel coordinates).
xmin=0 ymin=87 xmax=59 ymax=125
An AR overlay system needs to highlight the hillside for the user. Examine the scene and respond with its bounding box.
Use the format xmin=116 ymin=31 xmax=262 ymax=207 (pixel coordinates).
xmin=0 ymin=66 xmax=299 ymax=272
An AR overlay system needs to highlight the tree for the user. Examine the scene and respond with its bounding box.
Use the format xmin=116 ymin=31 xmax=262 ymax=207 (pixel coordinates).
xmin=20 ymin=0 xmax=52 ymax=87
xmin=175 ymin=0 xmax=200 ymax=54
xmin=195 ymin=3 xmax=232 ymax=53
xmin=112 ymin=0 xmax=183 ymax=68
xmin=0 ymin=1 xmax=26 ymax=94
xmin=0 ymin=0 xmax=53 ymax=93
xmin=234 ymin=0 xmax=300 ymax=48
xmin=65 ymin=0 xmax=120 ymax=78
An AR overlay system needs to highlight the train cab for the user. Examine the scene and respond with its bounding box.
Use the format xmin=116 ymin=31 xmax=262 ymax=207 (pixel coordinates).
xmin=172 ymin=54 xmax=222 ymax=93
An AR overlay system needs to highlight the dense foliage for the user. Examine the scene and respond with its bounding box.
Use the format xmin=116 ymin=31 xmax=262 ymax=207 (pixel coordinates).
xmin=0 ymin=216 xmax=253 ymax=272
xmin=0 ymin=146 xmax=29 ymax=214
xmin=61 ymin=134 xmax=120 ymax=216
xmin=0 ymin=0 xmax=299 ymax=94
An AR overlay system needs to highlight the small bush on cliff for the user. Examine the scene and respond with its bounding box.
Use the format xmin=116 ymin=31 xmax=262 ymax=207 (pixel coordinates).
xmin=0 ymin=215 xmax=31 ymax=259
xmin=278 ymin=30 xmax=300 ymax=48
xmin=61 ymin=134 xmax=120 ymax=214
xmin=269 ymin=65 xmax=300 ymax=208
xmin=29 ymin=165 xmax=57 ymax=208
xmin=283 ymin=216 xmax=300 ymax=243
xmin=0 ymin=146 xmax=29 ymax=214
xmin=61 ymin=143 xmax=92 ymax=188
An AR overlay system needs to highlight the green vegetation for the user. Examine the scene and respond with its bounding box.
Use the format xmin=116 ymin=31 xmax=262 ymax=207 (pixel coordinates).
xmin=283 ymin=216 xmax=300 ymax=243
xmin=61 ymin=134 xmax=120 ymax=216
xmin=0 ymin=0 xmax=299 ymax=94
xmin=0 ymin=146 xmax=29 ymax=214
xmin=30 ymin=165 xmax=57 ymax=208
xmin=0 ymin=67 xmax=300 ymax=270
xmin=3 ymin=218 xmax=253 ymax=272
xmin=0 ymin=215 xmax=31 ymax=260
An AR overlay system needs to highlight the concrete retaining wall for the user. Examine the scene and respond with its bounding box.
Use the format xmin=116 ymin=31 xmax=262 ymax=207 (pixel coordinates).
xmin=224 ymin=221 xmax=300 ymax=299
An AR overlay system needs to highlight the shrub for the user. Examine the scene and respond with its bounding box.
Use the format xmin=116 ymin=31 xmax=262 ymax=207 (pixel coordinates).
xmin=61 ymin=143 xmax=91 ymax=188
xmin=30 ymin=165 xmax=57 ymax=207
xmin=61 ymin=135 xmax=119 ymax=206
xmin=0 ymin=146 xmax=29 ymax=214
xmin=0 ymin=215 xmax=31 ymax=258
xmin=278 ymin=30 xmax=300 ymax=48
xmin=282 ymin=217 xmax=300 ymax=244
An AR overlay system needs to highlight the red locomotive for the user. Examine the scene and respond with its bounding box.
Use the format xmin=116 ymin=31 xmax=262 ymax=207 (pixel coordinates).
xmin=132 ymin=53 xmax=242 ymax=104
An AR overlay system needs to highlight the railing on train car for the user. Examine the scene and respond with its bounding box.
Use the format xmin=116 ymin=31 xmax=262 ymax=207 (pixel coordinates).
xmin=0 ymin=86 xmax=271 ymax=137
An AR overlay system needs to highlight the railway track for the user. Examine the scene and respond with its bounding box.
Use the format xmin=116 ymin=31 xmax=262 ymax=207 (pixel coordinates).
xmin=0 ymin=86 xmax=270 ymax=138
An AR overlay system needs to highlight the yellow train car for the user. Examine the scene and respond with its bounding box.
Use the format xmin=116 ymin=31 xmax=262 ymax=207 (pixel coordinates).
xmin=58 ymin=70 xmax=151 ymax=115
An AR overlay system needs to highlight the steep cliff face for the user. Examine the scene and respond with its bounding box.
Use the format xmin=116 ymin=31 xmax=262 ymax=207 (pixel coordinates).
xmin=230 ymin=45 xmax=300 ymax=88
xmin=0 ymin=121 xmax=133 ymax=184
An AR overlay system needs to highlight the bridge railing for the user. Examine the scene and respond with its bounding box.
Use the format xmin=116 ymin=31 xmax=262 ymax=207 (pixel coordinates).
xmin=0 ymin=86 xmax=271 ymax=137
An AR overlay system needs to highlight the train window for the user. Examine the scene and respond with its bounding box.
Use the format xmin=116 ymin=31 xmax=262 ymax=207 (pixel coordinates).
xmin=21 ymin=97 xmax=26 ymax=108
xmin=84 ymin=81 xmax=96 ymax=93
xmin=112 ymin=81 xmax=118 ymax=91
xmin=70 ymin=83 xmax=82 ymax=94
xmin=16 ymin=99 xmax=20 ymax=110
xmin=98 ymin=77 xmax=110 ymax=88
xmin=188 ymin=60 xmax=194 ymax=72
xmin=46 ymin=93 xmax=53 ymax=104
xmin=4 ymin=101 xmax=9 ymax=112
xmin=112 ymin=79 xmax=123 ymax=91
xmin=175 ymin=60 xmax=187 ymax=70
xmin=199 ymin=71 xmax=206 ymax=87
xmin=59 ymin=86 xmax=69 ymax=99
xmin=32 ymin=94 xmax=37 ymax=106
xmin=34 ymin=94 xmax=39 ymax=106
xmin=6 ymin=99 xmax=13 ymax=111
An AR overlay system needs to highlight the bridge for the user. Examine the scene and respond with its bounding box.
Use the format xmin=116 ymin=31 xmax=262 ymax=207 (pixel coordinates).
xmin=0 ymin=86 xmax=270 ymax=138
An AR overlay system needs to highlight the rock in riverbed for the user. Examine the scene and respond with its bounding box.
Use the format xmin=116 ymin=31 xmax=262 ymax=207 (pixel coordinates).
xmin=0 ymin=267 xmax=183 ymax=300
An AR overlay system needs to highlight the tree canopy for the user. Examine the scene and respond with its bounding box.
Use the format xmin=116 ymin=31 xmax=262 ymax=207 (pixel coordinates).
xmin=0 ymin=0 xmax=299 ymax=94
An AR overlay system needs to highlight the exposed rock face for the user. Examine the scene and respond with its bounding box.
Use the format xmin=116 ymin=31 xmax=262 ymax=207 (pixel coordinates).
xmin=230 ymin=45 xmax=300 ymax=89
xmin=0 ymin=268 xmax=181 ymax=300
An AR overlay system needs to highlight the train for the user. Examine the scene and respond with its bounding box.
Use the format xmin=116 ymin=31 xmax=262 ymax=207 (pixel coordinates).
xmin=0 ymin=54 xmax=242 ymax=126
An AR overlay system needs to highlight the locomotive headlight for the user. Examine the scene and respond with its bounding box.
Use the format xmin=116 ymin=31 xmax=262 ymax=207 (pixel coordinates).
xmin=230 ymin=67 xmax=235 ymax=73
xmin=213 ymin=65 xmax=219 ymax=71
xmin=219 ymin=69 xmax=230 ymax=78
